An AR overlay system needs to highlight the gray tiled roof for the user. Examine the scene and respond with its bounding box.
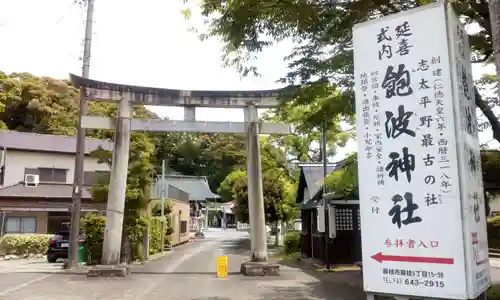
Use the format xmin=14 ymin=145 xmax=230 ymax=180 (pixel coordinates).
xmin=152 ymin=175 xmax=219 ymax=201
xmin=0 ymin=130 xmax=113 ymax=154
xmin=0 ymin=182 xmax=92 ymax=199
xmin=297 ymin=163 xmax=341 ymax=200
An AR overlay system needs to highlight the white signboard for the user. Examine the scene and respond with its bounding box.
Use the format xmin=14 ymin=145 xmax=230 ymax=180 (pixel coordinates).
xmin=353 ymin=2 xmax=490 ymax=299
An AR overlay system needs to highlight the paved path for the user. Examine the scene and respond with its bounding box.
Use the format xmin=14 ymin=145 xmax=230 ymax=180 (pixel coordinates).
xmin=0 ymin=229 xmax=362 ymax=300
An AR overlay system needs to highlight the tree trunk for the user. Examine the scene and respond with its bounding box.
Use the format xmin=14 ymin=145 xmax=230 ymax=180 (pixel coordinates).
xmin=274 ymin=220 xmax=280 ymax=246
xmin=475 ymin=88 xmax=500 ymax=143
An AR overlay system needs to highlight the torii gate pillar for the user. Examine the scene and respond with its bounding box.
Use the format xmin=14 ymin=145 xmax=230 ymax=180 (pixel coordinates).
xmin=244 ymin=104 xmax=268 ymax=262
xmin=101 ymin=96 xmax=132 ymax=266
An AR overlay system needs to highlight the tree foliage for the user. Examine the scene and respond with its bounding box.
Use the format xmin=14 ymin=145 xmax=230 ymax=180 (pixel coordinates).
xmin=219 ymin=168 xmax=297 ymax=223
xmin=0 ymin=70 xmax=302 ymax=224
xmin=185 ymin=0 xmax=500 ymax=144
xmin=324 ymin=153 xmax=358 ymax=199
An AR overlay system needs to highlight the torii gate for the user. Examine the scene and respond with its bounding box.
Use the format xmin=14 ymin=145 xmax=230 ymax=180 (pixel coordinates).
xmin=70 ymin=74 xmax=290 ymax=274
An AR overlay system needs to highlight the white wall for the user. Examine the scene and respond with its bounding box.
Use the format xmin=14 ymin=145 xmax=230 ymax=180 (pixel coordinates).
xmin=2 ymin=150 xmax=109 ymax=187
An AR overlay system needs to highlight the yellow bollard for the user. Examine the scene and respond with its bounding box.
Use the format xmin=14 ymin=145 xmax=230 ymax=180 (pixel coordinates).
xmin=216 ymin=255 xmax=228 ymax=278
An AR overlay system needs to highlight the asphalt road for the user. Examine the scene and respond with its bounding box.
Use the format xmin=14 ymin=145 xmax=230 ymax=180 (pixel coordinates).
xmin=0 ymin=229 xmax=342 ymax=300
xmin=2 ymin=230 xmax=499 ymax=300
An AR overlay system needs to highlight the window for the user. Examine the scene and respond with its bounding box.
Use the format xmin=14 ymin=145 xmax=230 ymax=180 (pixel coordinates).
xmin=84 ymin=171 xmax=110 ymax=185
xmin=83 ymin=171 xmax=95 ymax=186
xmin=24 ymin=168 xmax=39 ymax=176
xmin=5 ymin=217 xmax=36 ymax=233
xmin=180 ymin=221 xmax=188 ymax=234
xmin=38 ymin=168 xmax=67 ymax=183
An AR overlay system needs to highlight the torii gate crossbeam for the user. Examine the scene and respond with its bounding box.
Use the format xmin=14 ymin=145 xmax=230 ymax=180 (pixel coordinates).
xmin=70 ymin=74 xmax=289 ymax=274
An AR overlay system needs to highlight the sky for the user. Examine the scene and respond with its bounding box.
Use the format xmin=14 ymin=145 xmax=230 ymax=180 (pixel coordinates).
xmin=0 ymin=0 xmax=498 ymax=161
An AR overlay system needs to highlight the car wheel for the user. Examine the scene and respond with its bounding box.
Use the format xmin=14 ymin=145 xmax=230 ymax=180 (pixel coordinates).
xmin=47 ymin=255 xmax=57 ymax=263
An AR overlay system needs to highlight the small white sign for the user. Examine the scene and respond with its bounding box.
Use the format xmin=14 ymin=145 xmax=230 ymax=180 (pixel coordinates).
xmin=353 ymin=2 xmax=489 ymax=299
xmin=60 ymin=243 xmax=69 ymax=248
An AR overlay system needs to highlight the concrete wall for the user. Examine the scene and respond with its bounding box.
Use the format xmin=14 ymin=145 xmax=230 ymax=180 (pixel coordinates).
xmin=2 ymin=149 xmax=109 ymax=187
xmin=148 ymin=198 xmax=190 ymax=246
xmin=169 ymin=199 xmax=191 ymax=246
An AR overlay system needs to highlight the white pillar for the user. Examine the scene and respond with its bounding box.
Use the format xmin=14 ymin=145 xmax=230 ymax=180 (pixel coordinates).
xmin=245 ymin=104 xmax=268 ymax=262
xmin=101 ymin=95 xmax=131 ymax=265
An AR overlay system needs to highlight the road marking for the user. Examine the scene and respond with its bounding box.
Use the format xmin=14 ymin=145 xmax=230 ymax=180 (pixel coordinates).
xmin=165 ymin=241 xmax=216 ymax=273
xmin=0 ymin=274 xmax=52 ymax=296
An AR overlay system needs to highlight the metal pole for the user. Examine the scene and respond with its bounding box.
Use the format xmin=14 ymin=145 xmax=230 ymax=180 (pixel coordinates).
xmin=68 ymin=0 xmax=95 ymax=269
xmin=205 ymin=201 xmax=209 ymax=230
xmin=321 ymin=122 xmax=330 ymax=270
xmin=246 ymin=104 xmax=268 ymax=261
xmin=101 ymin=96 xmax=132 ymax=265
xmin=160 ymin=159 xmax=165 ymax=253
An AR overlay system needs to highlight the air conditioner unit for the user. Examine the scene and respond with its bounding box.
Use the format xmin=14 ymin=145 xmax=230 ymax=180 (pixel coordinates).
xmin=24 ymin=174 xmax=40 ymax=186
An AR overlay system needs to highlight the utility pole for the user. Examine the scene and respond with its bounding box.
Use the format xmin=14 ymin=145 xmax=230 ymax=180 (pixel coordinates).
xmin=68 ymin=0 xmax=95 ymax=269
xmin=321 ymin=122 xmax=330 ymax=270
xmin=160 ymin=159 xmax=166 ymax=253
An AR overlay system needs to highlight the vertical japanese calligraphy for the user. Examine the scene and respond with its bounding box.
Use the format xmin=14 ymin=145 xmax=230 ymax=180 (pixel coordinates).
xmin=377 ymin=21 xmax=414 ymax=61
xmin=354 ymin=3 xmax=475 ymax=299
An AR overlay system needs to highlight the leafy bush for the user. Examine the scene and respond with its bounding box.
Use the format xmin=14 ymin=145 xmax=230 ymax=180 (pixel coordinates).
xmin=149 ymin=217 xmax=173 ymax=254
xmin=284 ymin=232 xmax=300 ymax=255
xmin=0 ymin=234 xmax=52 ymax=256
xmin=81 ymin=214 xmax=106 ymax=265
xmin=82 ymin=214 xmax=174 ymax=264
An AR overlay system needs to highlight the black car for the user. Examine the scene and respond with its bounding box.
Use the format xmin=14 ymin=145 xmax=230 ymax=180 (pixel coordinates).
xmin=46 ymin=231 xmax=84 ymax=263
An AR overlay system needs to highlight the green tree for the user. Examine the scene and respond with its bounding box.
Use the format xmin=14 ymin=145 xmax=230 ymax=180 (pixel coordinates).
xmin=154 ymin=132 xmax=247 ymax=191
xmin=90 ymin=131 xmax=156 ymax=263
xmin=261 ymin=101 xmax=353 ymax=183
xmin=219 ymin=168 xmax=297 ymax=223
xmin=185 ymin=0 xmax=500 ymax=143
xmin=324 ymin=153 xmax=358 ymax=200
xmin=0 ymin=71 xmax=79 ymax=135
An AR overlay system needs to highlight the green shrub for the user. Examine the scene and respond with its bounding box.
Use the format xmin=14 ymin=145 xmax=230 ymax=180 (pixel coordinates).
xmin=81 ymin=214 xmax=174 ymax=264
xmin=148 ymin=217 xmax=173 ymax=255
xmin=284 ymin=232 xmax=300 ymax=255
xmin=0 ymin=234 xmax=52 ymax=256
xmin=81 ymin=214 xmax=106 ymax=265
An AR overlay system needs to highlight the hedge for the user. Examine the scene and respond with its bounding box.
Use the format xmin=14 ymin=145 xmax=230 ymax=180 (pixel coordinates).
xmin=81 ymin=214 xmax=173 ymax=265
xmin=0 ymin=234 xmax=52 ymax=256
xmin=82 ymin=214 xmax=106 ymax=265
xmin=284 ymin=231 xmax=300 ymax=255
xmin=148 ymin=217 xmax=174 ymax=255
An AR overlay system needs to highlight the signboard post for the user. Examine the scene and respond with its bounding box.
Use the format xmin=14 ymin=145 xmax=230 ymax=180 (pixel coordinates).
xmin=354 ymin=2 xmax=490 ymax=299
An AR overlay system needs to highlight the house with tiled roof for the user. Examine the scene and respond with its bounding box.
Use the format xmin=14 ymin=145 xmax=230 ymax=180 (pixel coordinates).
xmin=0 ymin=130 xmax=112 ymax=235
xmin=151 ymin=174 xmax=221 ymax=229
